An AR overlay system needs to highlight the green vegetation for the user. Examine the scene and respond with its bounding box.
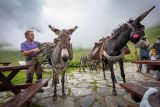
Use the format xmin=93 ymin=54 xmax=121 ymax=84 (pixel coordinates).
xmin=146 ymin=25 xmax=160 ymax=44
xmin=0 ymin=25 xmax=160 ymax=84
xmin=69 ymin=48 xmax=91 ymax=67
xmin=90 ymin=81 xmax=98 ymax=91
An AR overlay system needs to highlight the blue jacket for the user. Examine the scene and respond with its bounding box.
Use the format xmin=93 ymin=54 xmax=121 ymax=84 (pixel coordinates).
xmin=140 ymin=47 xmax=149 ymax=58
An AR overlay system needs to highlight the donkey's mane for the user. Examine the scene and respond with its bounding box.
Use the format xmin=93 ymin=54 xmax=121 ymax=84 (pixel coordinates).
xmin=111 ymin=19 xmax=134 ymax=39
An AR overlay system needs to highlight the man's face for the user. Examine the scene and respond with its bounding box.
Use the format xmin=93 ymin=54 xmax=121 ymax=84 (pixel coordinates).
xmin=26 ymin=31 xmax=34 ymax=41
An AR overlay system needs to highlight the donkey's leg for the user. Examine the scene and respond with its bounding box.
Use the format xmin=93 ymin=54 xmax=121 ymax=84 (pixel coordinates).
xmin=61 ymin=69 xmax=67 ymax=99
xmin=109 ymin=61 xmax=117 ymax=96
xmin=93 ymin=63 xmax=98 ymax=71
xmin=83 ymin=66 xmax=86 ymax=72
xmin=102 ymin=61 xmax=106 ymax=80
xmin=119 ymin=59 xmax=126 ymax=83
xmin=57 ymin=74 xmax=60 ymax=84
xmin=79 ymin=62 xmax=82 ymax=72
xmin=61 ymin=64 xmax=67 ymax=99
xmin=79 ymin=66 xmax=81 ymax=72
xmin=53 ymin=68 xmax=58 ymax=101
xmin=53 ymin=73 xmax=58 ymax=101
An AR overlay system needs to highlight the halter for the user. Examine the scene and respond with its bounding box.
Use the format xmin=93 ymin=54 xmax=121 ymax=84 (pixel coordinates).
xmin=127 ymin=23 xmax=141 ymax=43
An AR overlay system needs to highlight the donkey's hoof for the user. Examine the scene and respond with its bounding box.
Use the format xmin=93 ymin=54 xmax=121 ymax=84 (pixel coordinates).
xmin=53 ymin=95 xmax=57 ymax=101
xmin=112 ymin=90 xmax=117 ymax=96
xmin=62 ymin=93 xmax=67 ymax=99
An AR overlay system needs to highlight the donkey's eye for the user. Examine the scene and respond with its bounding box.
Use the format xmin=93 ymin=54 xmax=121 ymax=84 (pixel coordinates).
xmin=137 ymin=25 xmax=145 ymax=29
xmin=68 ymin=39 xmax=70 ymax=41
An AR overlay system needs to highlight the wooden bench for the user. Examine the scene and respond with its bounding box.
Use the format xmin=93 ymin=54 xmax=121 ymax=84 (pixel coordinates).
xmin=120 ymin=83 xmax=148 ymax=102
xmin=2 ymin=78 xmax=50 ymax=107
xmin=0 ymin=65 xmax=33 ymax=95
xmin=120 ymin=83 xmax=160 ymax=107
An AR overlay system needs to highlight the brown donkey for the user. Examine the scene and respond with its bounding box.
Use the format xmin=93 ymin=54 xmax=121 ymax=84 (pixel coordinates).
xmin=48 ymin=25 xmax=78 ymax=101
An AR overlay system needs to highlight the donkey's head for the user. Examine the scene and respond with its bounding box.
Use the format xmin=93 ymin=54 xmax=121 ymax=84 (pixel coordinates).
xmin=127 ymin=6 xmax=155 ymax=48
xmin=49 ymin=25 xmax=78 ymax=62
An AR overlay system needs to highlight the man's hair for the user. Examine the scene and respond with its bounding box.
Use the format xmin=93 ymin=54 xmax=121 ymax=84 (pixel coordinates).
xmin=157 ymin=37 xmax=160 ymax=40
xmin=24 ymin=30 xmax=33 ymax=38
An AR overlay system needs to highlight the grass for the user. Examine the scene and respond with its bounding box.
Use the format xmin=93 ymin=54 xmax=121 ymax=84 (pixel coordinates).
xmin=146 ymin=25 xmax=160 ymax=44
xmin=2 ymin=70 xmax=51 ymax=84
xmin=0 ymin=50 xmax=24 ymax=65
xmin=90 ymin=81 xmax=98 ymax=92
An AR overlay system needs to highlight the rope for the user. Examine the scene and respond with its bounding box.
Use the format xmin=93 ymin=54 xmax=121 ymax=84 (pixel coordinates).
xmin=135 ymin=47 xmax=139 ymax=60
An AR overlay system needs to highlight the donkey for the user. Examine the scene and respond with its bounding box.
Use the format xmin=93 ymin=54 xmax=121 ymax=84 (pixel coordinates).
xmin=48 ymin=25 xmax=78 ymax=101
xmin=102 ymin=6 xmax=155 ymax=95
xmin=89 ymin=37 xmax=110 ymax=79
xmin=79 ymin=55 xmax=99 ymax=72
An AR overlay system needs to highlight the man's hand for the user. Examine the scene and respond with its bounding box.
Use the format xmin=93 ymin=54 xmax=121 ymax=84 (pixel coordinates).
xmin=22 ymin=48 xmax=40 ymax=56
xmin=32 ymin=48 xmax=40 ymax=53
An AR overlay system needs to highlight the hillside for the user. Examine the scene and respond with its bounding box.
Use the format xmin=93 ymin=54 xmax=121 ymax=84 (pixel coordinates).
xmin=146 ymin=25 xmax=160 ymax=44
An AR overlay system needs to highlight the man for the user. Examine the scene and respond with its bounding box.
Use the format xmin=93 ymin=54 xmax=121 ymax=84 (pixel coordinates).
xmin=137 ymin=37 xmax=150 ymax=73
xmin=151 ymin=37 xmax=160 ymax=59
xmin=20 ymin=30 xmax=42 ymax=83
xmin=150 ymin=37 xmax=160 ymax=80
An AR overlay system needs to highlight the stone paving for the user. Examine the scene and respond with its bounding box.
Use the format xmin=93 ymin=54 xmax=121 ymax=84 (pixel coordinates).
xmin=0 ymin=63 xmax=158 ymax=107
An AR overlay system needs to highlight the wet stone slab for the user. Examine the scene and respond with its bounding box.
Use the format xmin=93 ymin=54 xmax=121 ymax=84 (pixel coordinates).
xmin=79 ymin=95 xmax=96 ymax=107
xmin=0 ymin=63 xmax=158 ymax=107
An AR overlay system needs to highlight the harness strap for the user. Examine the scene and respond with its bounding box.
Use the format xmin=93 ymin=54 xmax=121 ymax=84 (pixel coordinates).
xmin=99 ymin=43 xmax=104 ymax=60
xmin=127 ymin=23 xmax=135 ymax=31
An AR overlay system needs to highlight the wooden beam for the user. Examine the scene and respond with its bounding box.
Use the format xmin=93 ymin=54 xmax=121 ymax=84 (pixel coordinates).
xmin=0 ymin=65 xmax=31 ymax=72
xmin=2 ymin=78 xmax=50 ymax=107
xmin=132 ymin=60 xmax=160 ymax=65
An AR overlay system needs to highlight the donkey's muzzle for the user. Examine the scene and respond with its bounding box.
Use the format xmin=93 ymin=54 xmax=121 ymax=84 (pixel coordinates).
xmin=62 ymin=56 xmax=69 ymax=62
xmin=134 ymin=39 xmax=149 ymax=48
xmin=61 ymin=48 xmax=69 ymax=62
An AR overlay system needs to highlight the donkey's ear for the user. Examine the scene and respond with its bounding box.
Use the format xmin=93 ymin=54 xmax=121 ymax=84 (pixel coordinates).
xmin=68 ymin=26 xmax=78 ymax=35
xmin=48 ymin=25 xmax=61 ymax=35
xmin=134 ymin=6 xmax=155 ymax=24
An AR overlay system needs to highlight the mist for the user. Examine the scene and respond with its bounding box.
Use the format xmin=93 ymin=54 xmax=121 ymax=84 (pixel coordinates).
xmin=0 ymin=0 xmax=160 ymax=50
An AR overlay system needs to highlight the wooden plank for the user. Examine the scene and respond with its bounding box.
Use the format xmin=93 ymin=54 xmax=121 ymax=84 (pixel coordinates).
xmin=132 ymin=60 xmax=160 ymax=65
xmin=2 ymin=78 xmax=50 ymax=107
xmin=0 ymin=65 xmax=31 ymax=72
xmin=120 ymin=83 xmax=147 ymax=98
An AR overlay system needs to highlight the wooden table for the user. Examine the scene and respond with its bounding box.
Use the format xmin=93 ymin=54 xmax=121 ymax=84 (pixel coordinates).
xmin=0 ymin=65 xmax=32 ymax=95
xmin=132 ymin=60 xmax=160 ymax=70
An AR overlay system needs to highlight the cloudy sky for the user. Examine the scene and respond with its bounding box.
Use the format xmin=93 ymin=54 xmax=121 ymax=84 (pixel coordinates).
xmin=0 ymin=0 xmax=160 ymax=50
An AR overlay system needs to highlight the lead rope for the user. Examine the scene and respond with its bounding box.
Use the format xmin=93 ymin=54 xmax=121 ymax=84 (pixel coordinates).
xmin=135 ymin=47 xmax=139 ymax=68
